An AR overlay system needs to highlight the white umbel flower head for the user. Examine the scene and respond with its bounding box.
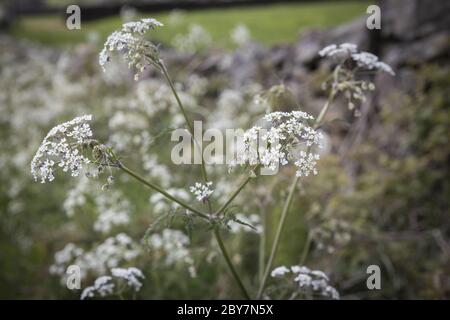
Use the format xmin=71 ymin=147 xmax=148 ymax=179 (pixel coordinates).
xmin=111 ymin=267 xmax=145 ymax=291
xmin=80 ymin=275 xmax=115 ymax=300
xmin=239 ymin=111 xmax=323 ymax=177
xmin=271 ymin=264 xmax=340 ymax=300
xmin=31 ymin=115 xmax=93 ymax=183
xmin=319 ymin=43 xmax=357 ymax=57
xmin=271 ymin=266 xmax=291 ymax=278
xmin=99 ymin=18 xmax=164 ymax=80
xmin=189 ymin=181 xmax=214 ymax=202
xmin=319 ymin=43 xmax=395 ymax=76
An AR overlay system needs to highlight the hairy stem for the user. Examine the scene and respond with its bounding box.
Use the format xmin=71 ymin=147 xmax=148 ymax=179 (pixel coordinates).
xmin=119 ymin=163 xmax=209 ymax=220
xmin=213 ymin=227 xmax=251 ymax=300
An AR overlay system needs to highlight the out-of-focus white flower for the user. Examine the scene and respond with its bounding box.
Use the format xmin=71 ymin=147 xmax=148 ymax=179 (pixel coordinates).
xmin=81 ymin=275 xmax=115 ymax=300
xmin=189 ymin=181 xmax=214 ymax=202
xmin=147 ymin=229 xmax=195 ymax=277
xmin=50 ymin=233 xmax=142 ymax=283
xmin=111 ymin=267 xmax=145 ymax=291
xmin=31 ymin=115 xmax=93 ymax=183
xmin=351 ymin=52 xmax=395 ymax=75
xmin=271 ymin=266 xmax=291 ymax=278
xmin=271 ymin=264 xmax=340 ymax=300
xmin=319 ymin=43 xmax=395 ymax=76
xmin=319 ymin=43 xmax=357 ymax=57
xmin=94 ymin=191 xmax=131 ymax=233
xmin=231 ymin=24 xmax=251 ymax=46
xmin=172 ymin=24 xmax=212 ymax=53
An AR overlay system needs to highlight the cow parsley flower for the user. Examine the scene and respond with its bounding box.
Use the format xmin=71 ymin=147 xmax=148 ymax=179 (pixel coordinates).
xmin=190 ymin=181 xmax=214 ymax=202
xmin=319 ymin=43 xmax=395 ymax=76
xmin=31 ymin=115 xmax=93 ymax=183
xmin=239 ymin=111 xmax=323 ymax=177
xmin=146 ymin=229 xmax=196 ymax=277
xmin=271 ymin=264 xmax=340 ymax=300
xmin=318 ymin=43 xmax=395 ymax=115
xmin=99 ymin=18 xmax=164 ymax=80
xmin=271 ymin=266 xmax=290 ymax=278
xmin=319 ymin=43 xmax=357 ymax=57
xmin=111 ymin=267 xmax=145 ymax=291
xmin=351 ymin=52 xmax=395 ymax=75
xmin=81 ymin=275 xmax=115 ymax=300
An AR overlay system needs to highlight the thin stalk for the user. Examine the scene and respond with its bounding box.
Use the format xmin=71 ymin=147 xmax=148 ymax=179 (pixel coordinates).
xmin=257 ymin=175 xmax=298 ymax=298
xmin=258 ymin=206 xmax=267 ymax=282
xmin=119 ymin=163 xmax=209 ymax=220
xmin=257 ymin=88 xmax=337 ymax=298
xmin=213 ymin=227 xmax=251 ymax=300
xmin=159 ymin=61 xmax=250 ymax=300
xmin=300 ymin=232 xmax=312 ymax=265
xmin=215 ymin=175 xmax=253 ymax=216
xmin=315 ymin=89 xmax=336 ymax=130
xmin=159 ymin=61 xmax=209 ymax=183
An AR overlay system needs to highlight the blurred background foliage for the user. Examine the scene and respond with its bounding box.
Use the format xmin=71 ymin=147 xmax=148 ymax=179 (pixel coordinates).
xmin=0 ymin=0 xmax=448 ymax=299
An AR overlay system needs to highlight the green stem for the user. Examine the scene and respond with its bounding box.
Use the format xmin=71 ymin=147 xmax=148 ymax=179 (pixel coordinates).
xmin=119 ymin=163 xmax=209 ymax=220
xmin=256 ymin=88 xmax=337 ymax=299
xmin=300 ymin=232 xmax=312 ymax=265
xmin=159 ymin=61 xmax=209 ymax=183
xmin=213 ymin=227 xmax=251 ymax=300
xmin=258 ymin=206 xmax=267 ymax=282
xmin=257 ymin=175 xmax=298 ymax=299
xmin=160 ymin=60 xmax=250 ymax=300
xmin=314 ymin=89 xmax=336 ymax=130
xmin=214 ymin=174 xmax=253 ymax=216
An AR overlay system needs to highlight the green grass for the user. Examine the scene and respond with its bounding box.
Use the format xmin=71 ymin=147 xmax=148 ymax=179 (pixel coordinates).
xmin=11 ymin=1 xmax=369 ymax=48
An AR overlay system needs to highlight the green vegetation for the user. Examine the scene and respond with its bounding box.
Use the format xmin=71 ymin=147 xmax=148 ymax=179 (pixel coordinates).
xmin=11 ymin=1 xmax=369 ymax=47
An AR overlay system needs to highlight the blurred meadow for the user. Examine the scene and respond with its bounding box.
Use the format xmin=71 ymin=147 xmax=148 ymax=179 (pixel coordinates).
xmin=0 ymin=0 xmax=449 ymax=299
xmin=11 ymin=2 xmax=368 ymax=47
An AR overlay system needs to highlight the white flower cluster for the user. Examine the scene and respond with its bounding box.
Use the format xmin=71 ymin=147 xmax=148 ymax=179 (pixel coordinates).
xmin=94 ymin=190 xmax=131 ymax=233
xmin=111 ymin=267 xmax=145 ymax=291
xmin=31 ymin=115 xmax=93 ymax=183
xmin=319 ymin=43 xmax=395 ymax=75
xmin=99 ymin=18 xmax=163 ymax=79
xmin=189 ymin=181 xmax=214 ymax=202
xmin=50 ymin=233 xmax=141 ymax=281
xmin=271 ymin=265 xmax=340 ymax=300
xmin=318 ymin=43 xmax=357 ymax=57
xmin=239 ymin=111 xmax=323 ymax=177
xmin=172 ymin=24 xmax=212 ymax=53
xmin=351 ymin=52 xmax=395 ymax=75
xmin=81 ymin=275 xmax=114 ymax=300
xmin=81 ymin=267 xmax=145 ymax=299
xmin=62 ymin=177 xmax=131 ymax=233
xmin=147 ymin=229 xmax=196 ymax=277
